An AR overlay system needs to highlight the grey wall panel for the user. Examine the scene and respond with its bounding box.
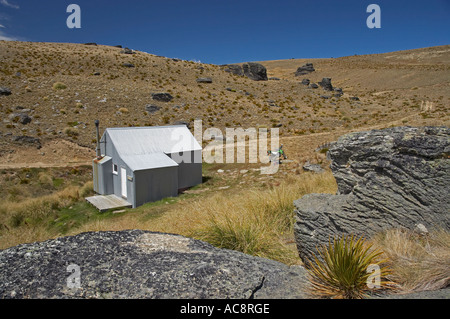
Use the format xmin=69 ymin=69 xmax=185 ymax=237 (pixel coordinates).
xmin=168 ymin=150 xmax=202 ymax=189
xmin=134 ymin=167 xmax=178 ymax=207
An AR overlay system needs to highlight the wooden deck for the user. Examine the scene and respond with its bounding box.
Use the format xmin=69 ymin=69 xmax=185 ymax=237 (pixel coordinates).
xmin=86 ymin=194 xmax=132 ymax=212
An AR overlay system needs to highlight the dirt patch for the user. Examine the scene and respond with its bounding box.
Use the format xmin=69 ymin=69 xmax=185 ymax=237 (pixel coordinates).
xmin=0 ymin=139 xmax=94 ymax=169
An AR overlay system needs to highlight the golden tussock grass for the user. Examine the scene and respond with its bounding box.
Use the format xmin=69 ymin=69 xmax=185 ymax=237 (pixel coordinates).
xmin=371 ymin=228 xmax=450 ymax=293
xmin=69 ymin=172 xmax=338 ymax=265
xmin=0 ymin=181 xmax=93 ymax=249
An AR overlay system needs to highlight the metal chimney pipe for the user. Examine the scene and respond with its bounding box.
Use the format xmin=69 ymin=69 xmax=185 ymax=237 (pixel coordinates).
xmin=95 ymin=120 xmax=101 ymax=157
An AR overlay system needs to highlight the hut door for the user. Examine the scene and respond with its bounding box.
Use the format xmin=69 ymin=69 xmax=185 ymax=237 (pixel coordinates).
xmin=121 ymin=167 xmax=127 ymax=198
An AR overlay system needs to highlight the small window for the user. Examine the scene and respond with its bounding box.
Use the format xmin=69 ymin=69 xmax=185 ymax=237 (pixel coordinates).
xmin=112 ymin=163 xmax=118 ymax=175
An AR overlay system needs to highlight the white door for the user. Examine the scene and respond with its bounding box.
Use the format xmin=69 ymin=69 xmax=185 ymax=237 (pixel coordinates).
xmin=121 ymin=167 xmax=127 ymax=198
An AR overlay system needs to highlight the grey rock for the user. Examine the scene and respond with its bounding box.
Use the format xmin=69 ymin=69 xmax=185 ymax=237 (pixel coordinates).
xmin=0 ymin=230 xmax=310 ymax=299
xmin=294 ymin=126 xmax=450 ymax=263
xmin=318 ymin=78 xmax=333 ymax=91
xmin=301 ymin=79 xmax=310 ymax=86
xmin=223 ymin=64 xmax=244 ymax=76
xmin=350 ymin=96 xmax=360 ymax=101
xmin=11 ymin=135 xmax=41 ymax=149
xmin=9 ymin=113 xmax=32 ymax=125
xmin=309 ymin=83 xmax=318 ymax=89
xmin=0 ymin=87 xmax=12 ymax=96
xmin=122 ymin=63 xmax=135 ymax=68
xmin=269 ymin=77 xmax=280 ymax=81
xmin=120 ymin=48 xmax=134 ymax=54
xmin=302 ymin=162 xmax=324 ymax=173
xmin=145 ymin=105 xmax=161 ymax=113
xmin=242 ymin=62 xmax=268 ymax=81
xmin=151 ymin=93 xmax=173 ymax=102
xmin=295 ymin=63 xmax=315 ymax=76
xmin=196 ymin=77 xmax=213 ymax=83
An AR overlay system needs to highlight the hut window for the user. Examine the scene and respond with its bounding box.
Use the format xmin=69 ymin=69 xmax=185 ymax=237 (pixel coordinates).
xmin=113 ymin=163 xmax=118 ymax=175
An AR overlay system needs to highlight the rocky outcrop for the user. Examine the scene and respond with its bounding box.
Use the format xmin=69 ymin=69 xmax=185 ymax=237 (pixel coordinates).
xmin=0 ymin=230 xmax=309 ymax=299
xmin=242 ymin=62 xmax=268 ymax=81
xmin=224 ymin=64 xmax=244 ymax=76
xmin=318 ymin=78 xmax=333 ymax=91
xmin=295 ymin=63 xmax=315 ymax=76
xmin=223 ymin=63 xmax=268 ymax=81
xmin=294 ymin=126 xmax=450 ymax=263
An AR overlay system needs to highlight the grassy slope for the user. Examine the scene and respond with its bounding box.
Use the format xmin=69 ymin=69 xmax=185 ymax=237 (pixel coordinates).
xmin=0 ymin=42 xmax=449 ymax=292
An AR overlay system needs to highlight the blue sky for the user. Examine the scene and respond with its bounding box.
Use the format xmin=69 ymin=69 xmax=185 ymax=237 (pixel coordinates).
xmin=0 ymin=0 xmax=449 ymax=64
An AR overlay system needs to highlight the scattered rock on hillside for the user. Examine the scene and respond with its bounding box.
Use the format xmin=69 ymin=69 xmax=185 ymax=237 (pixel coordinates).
xmin=350 ymin=96 xmax=360 ymax=101
xmin=318 ymin=77 xmax=333 ymax=91
xmin=333 ymin=87 xmax=343 ymax=97
xmin=242 ymin=62 xmax=268 ymax=81
xmin=196 ymin=77 xmax=213 ymax=83
xmin=145 ymin=105 xmax=161 ymax=113
xmin=294 ymin=126 xmax=450 ymax=263
xmin=120 ymin=47 xmax=134 ymax=54
xmin=0 ymin=230 xmax=310 ymax=299
xmin=122 ymin=63 xmax=135 ymax=68
xmin=9 ymin=113 xmax=32 ymax=125
xmin=223 ymin=63 xmax=268 ymax=81
xmin=11 ymin=135 xmax=41 ymax=149
xmin=295 ymin=63 xmax=315 ymax=76
xmin=309 ymin=83 xmax=318 ymax=89
xmin=302 ymin=162 xmax=324 ymax=173
xmin=301 ymin=79 xmax=310 ymax=86
xmin=0 ymin=87 xmax=12 ymax=96
xmin=223 ymin=64 xmax=244 ymax=76
xmin=151 ymin=93 xmax=173 ymax=102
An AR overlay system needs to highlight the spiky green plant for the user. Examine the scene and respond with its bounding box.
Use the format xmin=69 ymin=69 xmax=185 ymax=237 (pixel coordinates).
xmin=305 ymin=234 xmax=393 ymax=299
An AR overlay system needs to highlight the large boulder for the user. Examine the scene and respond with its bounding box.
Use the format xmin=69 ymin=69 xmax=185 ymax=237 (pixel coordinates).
xmin=294 ymin=126 xmax=450 ymax=263
xmin=0 ymin=230 xmax=309 ymax=299
xmin=318 ymin=78 xmax=333 ymax=91
xmin=223 ymin=64 xmax=244 ymax=76
xmin=242 ymin=62 xmax=268 ymax=81
xmin=295 ymin=63 xmax=315 ymax=76
xmin=223 ymin=63 xmax=268 ymax=81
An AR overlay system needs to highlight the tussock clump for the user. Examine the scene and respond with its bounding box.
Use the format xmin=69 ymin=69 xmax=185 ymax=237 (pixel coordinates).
xmin=371 ymin=228 xmax=450 ymax=293
xmin=52 ymin=82 xmax=67 ymax=90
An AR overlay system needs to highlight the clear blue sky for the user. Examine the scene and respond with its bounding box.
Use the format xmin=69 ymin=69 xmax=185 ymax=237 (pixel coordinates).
xmin=0 ymin=0 xmax=449 ymax=64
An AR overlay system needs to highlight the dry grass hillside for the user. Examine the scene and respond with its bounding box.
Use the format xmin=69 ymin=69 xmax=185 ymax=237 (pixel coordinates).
xmin=0 ymin=41 xmax=449 ymax=168
xmin=0 ymin=42 xmax=449 ymax=292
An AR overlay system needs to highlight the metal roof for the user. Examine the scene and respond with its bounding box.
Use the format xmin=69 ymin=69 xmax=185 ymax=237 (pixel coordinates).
xmin=103 ymin=125 xmax=202 ymax=156
xmin=121 ymin=153 xmax=178 ymax=171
